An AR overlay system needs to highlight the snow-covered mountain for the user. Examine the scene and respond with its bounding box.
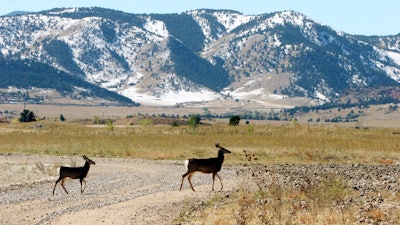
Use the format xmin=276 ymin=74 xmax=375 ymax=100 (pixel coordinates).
xmin=1 ymin=7 xmax=399 ymax=107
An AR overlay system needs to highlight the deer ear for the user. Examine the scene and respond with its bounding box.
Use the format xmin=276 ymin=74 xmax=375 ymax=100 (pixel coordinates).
xmin=83 ymin=155 xmax=87 ymax=159
xmin=215 ymin=143 xmax=220 ymax=148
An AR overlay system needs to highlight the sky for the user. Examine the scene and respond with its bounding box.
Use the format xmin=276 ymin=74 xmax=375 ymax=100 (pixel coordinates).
xmin=0 ymin=0 xmax=399 ymax=36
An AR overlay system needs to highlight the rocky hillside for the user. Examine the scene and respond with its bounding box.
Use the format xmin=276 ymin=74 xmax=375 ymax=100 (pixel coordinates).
xmin=0 ymin=7 xmax=399 ymax=107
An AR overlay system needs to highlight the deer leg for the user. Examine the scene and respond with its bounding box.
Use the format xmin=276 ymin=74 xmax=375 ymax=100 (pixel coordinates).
xmin=215 ymin=173 xmax=223 ymax=191
xmin=80 ymin=179 xmax=87 ymax=193
xmin=212 ymin=173 xmax=216 ymax=191
xmin=180 ymin=172 xmax=192 ymax=191
xmin=187 ymin=173 xmax=196 ymax=192
xmin=60 ymin=179 xmax=69 ymax=194
xmin=179 ymin=173 xmax=186 ymax=191
xmin=83 ymin=179 xmax=87 ymax=193
xmin=52 ymin=178 xmax=61 ymax=195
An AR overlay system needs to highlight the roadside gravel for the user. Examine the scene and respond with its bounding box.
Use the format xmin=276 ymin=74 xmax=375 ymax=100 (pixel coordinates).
xmin=237 ymin=163 xmax=400 ymax=224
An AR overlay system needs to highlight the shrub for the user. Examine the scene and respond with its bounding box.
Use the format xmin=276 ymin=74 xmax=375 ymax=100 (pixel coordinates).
xmin=229 ymin=115 xmax=240 ymax=126
xmin=188 ymin=114 xmax=201 ymax=131
xmin=19 ymin=109 xmax=36 ymax=122
xmin=139 ymin=118 xmax=153 ymax=126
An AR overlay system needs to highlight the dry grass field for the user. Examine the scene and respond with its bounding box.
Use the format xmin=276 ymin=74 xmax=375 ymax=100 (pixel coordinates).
xmin=0 ymin=118 xmax=399 ymax=165
xmin=1 ymin=103 xmax=400 ymax=224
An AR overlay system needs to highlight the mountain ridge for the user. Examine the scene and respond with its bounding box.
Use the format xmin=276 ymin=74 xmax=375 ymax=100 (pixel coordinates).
xmin=0 ymin=7 xmax=399 ymax=108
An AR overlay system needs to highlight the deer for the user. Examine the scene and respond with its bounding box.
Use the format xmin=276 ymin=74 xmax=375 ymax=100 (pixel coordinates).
xmin=52 ymin=155 xmax=96 ymax=195
xmin=179 ymin=143 xmax=231 ymax=192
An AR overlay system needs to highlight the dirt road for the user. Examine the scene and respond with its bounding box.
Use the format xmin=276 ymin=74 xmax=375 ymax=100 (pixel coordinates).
xmin=3 ymin=154 xmax=400 ymax=224
xmin=0 ymin=154 xmax=237 ymax=225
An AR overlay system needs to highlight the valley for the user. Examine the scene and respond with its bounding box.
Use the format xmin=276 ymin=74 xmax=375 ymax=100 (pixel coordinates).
xmin=1 ymin=103 xmax=399 ymax=129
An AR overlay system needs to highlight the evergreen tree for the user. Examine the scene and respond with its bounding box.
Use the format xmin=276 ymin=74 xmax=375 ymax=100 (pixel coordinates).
xmin=19 ymin=109 xmax=36 ymax=122
xmin=229 ymin=115 xmax=240 ymax=126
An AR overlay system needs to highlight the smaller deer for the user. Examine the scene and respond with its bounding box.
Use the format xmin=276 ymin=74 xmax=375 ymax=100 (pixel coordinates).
xmin=52 ymin=155 xmax=96 ymax=195
xmin=179 ymin=143 xmax=231 ymax=192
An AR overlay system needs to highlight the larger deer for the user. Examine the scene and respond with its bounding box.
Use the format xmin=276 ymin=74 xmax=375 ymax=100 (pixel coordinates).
xmin=179 ymin=143 xmax=231 ymax=192
xmin=52 ymin=155 xmax=96 ymax=195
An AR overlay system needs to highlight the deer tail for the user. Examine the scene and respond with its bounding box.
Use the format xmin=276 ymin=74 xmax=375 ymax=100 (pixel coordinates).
xmin=184 ymin=159 xmax=189 ymax=170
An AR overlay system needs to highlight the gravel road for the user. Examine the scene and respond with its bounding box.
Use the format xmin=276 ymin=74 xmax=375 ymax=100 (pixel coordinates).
xmin=0 ymin=154 xmax=237 ymax=225
xmin=2 ymin=154 xmax=400 ymax=224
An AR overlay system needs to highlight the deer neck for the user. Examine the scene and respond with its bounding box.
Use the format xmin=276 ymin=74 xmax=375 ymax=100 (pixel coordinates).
xmin=217 ymin=151 xmax=225 ymax=161
xmin=82 ymin=162 xmax=91 ymax=174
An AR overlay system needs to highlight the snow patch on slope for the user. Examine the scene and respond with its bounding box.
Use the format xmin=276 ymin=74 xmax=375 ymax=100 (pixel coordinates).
xmin=223 ymin=87 xmax=286 ymax=101
xmin=374 ymin=49 xmax=400 ymax=82
xmin=212 ymin=11 xmax=254 ymax=33
xmin=120 ymin=86 xmax=220 ymax=106
xmin=188 ymin=9 xmax=254 ymax=44
xmin=144 ymin=18 xmax=169 ymax=37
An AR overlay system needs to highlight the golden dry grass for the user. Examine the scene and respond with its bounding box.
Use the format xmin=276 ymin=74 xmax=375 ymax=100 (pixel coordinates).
xmin=0 ymin=120 xmax=399 ymax=165
xmin=174 ymin=168 xmax=400 ymax=225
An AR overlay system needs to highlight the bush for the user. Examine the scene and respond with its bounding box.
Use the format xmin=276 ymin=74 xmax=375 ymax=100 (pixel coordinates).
xmin=139 ymin=118 xmax=153 ymax=126
xmin=229 ymin=115 xmax=240 ymax=126
xmin=188 ymin=115 xmax=201 ymax=127
xmin=19 ymin=109 xmax=36 ymax=122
